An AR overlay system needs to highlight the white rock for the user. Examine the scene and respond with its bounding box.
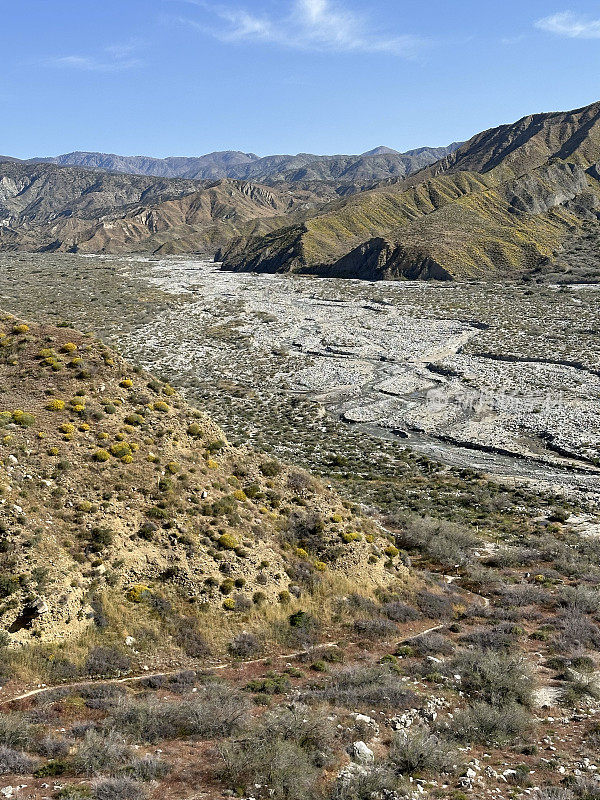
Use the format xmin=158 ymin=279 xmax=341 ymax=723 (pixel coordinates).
xmin=351 ymin=741 xmax=374 ymax=765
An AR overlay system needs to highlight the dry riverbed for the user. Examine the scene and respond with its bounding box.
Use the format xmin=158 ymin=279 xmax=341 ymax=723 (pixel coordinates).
xmin=0 ymin=252 xmax=598 ymax=503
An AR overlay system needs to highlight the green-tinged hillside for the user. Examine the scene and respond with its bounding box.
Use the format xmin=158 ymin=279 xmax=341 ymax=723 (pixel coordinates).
xmin=221 ymin=161 xmax=600 ymax=279
xmin=220 ymin=101 xmax=600 ymax=281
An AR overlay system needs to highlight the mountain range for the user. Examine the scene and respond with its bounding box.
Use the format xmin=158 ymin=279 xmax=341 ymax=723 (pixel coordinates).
xmin=0 ymin=142 xmax=461 ymax=255
xmin=21 ymin=142 xmax=462 ymax=184
xmin=2 ymin=101 xmax=600 ymax=281
xmin=0 ymin=161 xmax=330 ymax=254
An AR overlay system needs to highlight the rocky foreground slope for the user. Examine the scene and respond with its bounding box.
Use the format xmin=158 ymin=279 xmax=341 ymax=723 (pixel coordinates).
xmin=220 ymin=101 xmax=600 ymax=281
xmin=0 ymin=312 xmax=403 ymax=651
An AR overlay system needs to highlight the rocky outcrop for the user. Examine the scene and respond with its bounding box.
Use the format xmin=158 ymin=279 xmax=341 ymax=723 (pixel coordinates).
xmin=503 ymin=162 xmax=593 ymax=215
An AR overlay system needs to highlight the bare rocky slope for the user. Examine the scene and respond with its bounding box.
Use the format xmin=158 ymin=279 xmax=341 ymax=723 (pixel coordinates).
xmin=220 ymin=101 xmax=600 ymax=281
xmin=0 ymin=311 xmax=402 ymax=649
xmin=0 ymin=162 xmax=333 ymax=254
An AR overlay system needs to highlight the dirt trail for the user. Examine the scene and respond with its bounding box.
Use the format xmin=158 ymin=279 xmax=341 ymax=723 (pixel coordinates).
xmin=1 ymin=581 xmax=491 ymax=707
xmin=1 ymin=516 xmax=490 ymax=708
xmin=0 ymin=640 xmax=345 ymax=706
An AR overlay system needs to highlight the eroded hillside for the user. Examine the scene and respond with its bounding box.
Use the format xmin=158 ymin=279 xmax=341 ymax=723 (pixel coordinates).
xmin=0 ymin=312 xmax=405 ymax=657
xmin=220 ymin=102 xmax=600 ymax=281
xmin=0 ymin=163 xmax=334 ymax=255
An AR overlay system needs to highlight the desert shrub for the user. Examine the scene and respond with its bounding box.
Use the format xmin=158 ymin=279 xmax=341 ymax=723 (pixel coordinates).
xmin=126 ymin=754 xmax=170 ymax=781
xmin=495 ymin=584 xmax=554 ymax=609
xmin=0 ymin=713 xmax=32 ymax=749
xmin=301 ymin=665 xmax=418 ymax=711
xmin=388 ymin=727 xmax=456 ymax=775
xmin=330 ymin=766 xmax=398 ymax=800
xmin=483 ymin=546 xmax=540 ymax=569
xmin=532 ymin=790 xmax=574 ymax=800
xmin=12 ymin=410 xmax=36 ymax=427
xmin=263 ymin=704 xmax=336 ymax=761
xmin=285 ymin=511 xmax=326 ymax=555
xmin=352 ymin=618 xmax=397 ymax=640
xmin=109 ymin=698 xmax=176 ymax=743
xmin=553 ymin=612 xmax=600 ymax=653
xmin=287 ymin=471 xmax=315 ymax=495
xmin=570 ymin=778 xmax=600 ymax=799
xmin=338 ymin=594 xmax=379 ymax=617
xmin=382 ymin=601 xmax=420 ymax=623
xmin=246 ymin=672 xmax=290 ymax=695
xmin=89 ymin=527 xmax=114 ymax=552
xmin=181 ymin=687 xmax=251 ymax=738
xmin=558 ymin=585 xmax=600 ymax=614
xmin=393 ymin=516 xmax=479 ymax=566
xmin=285 ymin=611 xmax=322 ymax=648
xmin=320 ymin=647 xmax=343 ymax=664
xmin=286 ymin=560 xmax=322 ymax=591
xmin=0 ymin=745 xmax=37 ymax=775
xmin=91 ymin=596 xmax=108 ymax=631
xmin=217 ymin=705 xmax=334 ymax=800
xmin=451 ymin=701 xmax=532 ymax=744
xmin=164 ymin=671 xmax=197 ymax=694
xmin=0 ymin=573 xmax=18 ymax=599
xmin=73 ymin=730 xmax=132 ymax=776
xmin=85 ymin=647 xmax=131 ymax=677
xmin=34 ymin=735 xmax=72 ymax=759
xmin=449 ymin=649 xmax=533 ymax=707
xmin=229 ymin=632 xmax=263 ymax=659
xmin=111 ymin=684 xmax=250 ymax=743
xmin=260 ymin=460 xmax=282 ymax=477
xmin=35 ymin=759 xmax=69 ymax=778
xmin=92 ymin=777 xmax=146 ymax=800
xmin=408 ymin=632 xmax=454 ymax=657
xmin=77 ymin=683 xmax=127 ymax=708
xmin=124 ymin=414 xmax=144 ymax=427
xmin=413 ymin=590 xmax=453 ymax=619
xmin=178 ymin=628 xmax=210 ymax=659
xmin=218 ymin=737 xmax=318 ymax=800
xmin=461 ymin=623 xmax=522 ymax=651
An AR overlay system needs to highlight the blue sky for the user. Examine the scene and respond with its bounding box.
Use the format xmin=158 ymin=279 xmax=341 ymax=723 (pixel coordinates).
xmin=2 ymin=0 xmax=600 ymax=158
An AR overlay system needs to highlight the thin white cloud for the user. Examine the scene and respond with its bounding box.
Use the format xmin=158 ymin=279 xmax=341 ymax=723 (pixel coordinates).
xmin=535 ymin=11 xmax=600 ymax=39
xmin=501 ymin=33 xmax=528 ymax=45
xmin=46 ymin=42 xmax=144 ymax=72
xmin=170 ymin=0 xmax=428 ymax=57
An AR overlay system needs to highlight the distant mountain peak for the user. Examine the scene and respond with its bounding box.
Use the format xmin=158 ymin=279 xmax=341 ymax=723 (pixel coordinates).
xmin=361 ymin=146 xmax=400 ymax=156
